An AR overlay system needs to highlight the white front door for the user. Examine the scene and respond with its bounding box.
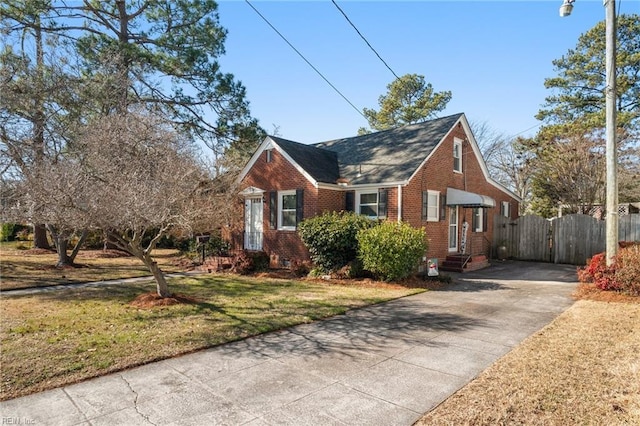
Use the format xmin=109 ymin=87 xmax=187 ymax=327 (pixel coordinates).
xmin=244 ymin=197 xmax=263 ymax=250
xmin=448 ymin=206 xmax=458 ymax=252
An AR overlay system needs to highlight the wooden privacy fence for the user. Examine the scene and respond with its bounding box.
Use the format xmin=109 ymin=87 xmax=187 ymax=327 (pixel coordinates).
xmin=494 ymin=213 xmax=640 ymax=265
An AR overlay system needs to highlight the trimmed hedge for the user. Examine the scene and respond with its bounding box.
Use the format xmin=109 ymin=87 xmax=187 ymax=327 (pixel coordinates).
xmin=357 ymin=221 xmax=427 ymax=281
xmin=298 ymin=211 xmax=374 ymax=273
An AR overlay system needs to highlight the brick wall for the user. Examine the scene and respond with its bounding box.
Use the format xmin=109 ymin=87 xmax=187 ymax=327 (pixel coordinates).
xmin=402 ymin=122 xmax=519 ymax=263
xmin=235 ymin=123 xmax=519 ymax=267
xmin=239 ymin=147 xmax=317 ymax=264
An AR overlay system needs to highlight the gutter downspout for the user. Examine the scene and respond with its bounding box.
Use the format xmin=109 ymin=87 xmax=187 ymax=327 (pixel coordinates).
xmin=397 ymin=184 xmax=402 ymax=222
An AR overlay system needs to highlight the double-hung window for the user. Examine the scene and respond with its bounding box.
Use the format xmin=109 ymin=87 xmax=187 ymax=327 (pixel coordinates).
xmin=453 ymin=138 xmax=463 ymax=173
xmin=472 ymin=207 xmax=486 ymax=232
xmin=271 ymin=189 xmax=303 ymax=230
xmin=278 ymin=191 xmax=297 ymax=230
xmin=357 ymin=189 xmax=387 ymax=219
xmin=422 ymin=190 xmax=440 ymax=222
xmin=500 ymin=201 xmax=511 ymax=218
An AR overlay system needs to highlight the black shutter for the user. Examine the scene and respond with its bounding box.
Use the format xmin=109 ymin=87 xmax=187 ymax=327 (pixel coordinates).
xmin=269 ymin=191 xmax=277 ymax=229
xmin=378 ymin=189 xmax=388 ymax=219
xmin=421 ymin=191 xmax=428 ymax=220
xmin=345 ymin=191 xmax=355 ymax=212
xmin=483 ymin=208 xmax=488 ymax=232
xmin=296 ymin=189 xmax=304 ymax=225
xmin=440 ymin=195 xmax=447 ymax=221
xmin=472 ymin=208 xmax=479 ymax=232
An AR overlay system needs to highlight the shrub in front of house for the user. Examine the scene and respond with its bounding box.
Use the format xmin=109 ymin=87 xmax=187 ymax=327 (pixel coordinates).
xmin=232 ymin=250 xmax=270 ymax=274
xmin=357 ymin=221 xmax=427 ymax=282
xmin=578 ymin=245 xmax=640 ymax=295
xmin=298 ymin=211 xmax=374 ymax=273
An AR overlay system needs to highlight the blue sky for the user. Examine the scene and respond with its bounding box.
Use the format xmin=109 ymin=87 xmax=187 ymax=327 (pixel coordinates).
xmin=216 ymin=0 xmax=636 ymax=144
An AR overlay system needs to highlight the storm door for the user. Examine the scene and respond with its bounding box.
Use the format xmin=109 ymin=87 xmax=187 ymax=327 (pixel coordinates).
xmin=244 ymin=197 xmax=263 ymax=250
xmin=448 ymin=206 xmax=458 ymax=252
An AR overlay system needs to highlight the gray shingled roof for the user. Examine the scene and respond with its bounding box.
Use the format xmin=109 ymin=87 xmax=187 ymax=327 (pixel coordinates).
xmin=272 ymin=113 xmax=463 ymax=185
xmin=315 ymin=113 xmax=463 ymax=185
xmin=270 ymin=136 xmax=340 ymax=184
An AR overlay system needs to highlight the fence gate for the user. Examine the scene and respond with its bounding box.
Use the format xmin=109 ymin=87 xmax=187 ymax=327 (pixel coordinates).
xmin=494 ymin=213 xmax=640 ymax=265
xmin=494 ymin=215 xmax=551 ymax=262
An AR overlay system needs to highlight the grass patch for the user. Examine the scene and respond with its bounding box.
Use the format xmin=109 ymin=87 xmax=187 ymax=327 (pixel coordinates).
xmin=0 ymin=241 xmax=185 ymax=290
xmin=0 ymin=274 xmax=423 ymax=400
xmin=416 ymin=297 xmax=640 ymax=425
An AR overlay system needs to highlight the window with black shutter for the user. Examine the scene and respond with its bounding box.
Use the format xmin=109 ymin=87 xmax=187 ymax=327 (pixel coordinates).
xmin=377 ymin=189 xmax=388 ymax=219
xmin=296 ymin=189 xmax=304 ymax=225
xmin=345 ymin=191 xmax=355 ymax=212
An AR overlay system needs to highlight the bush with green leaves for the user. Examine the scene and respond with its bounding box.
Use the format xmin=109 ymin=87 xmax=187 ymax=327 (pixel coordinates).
xmin=357 ymin=221 xmax=428 ymax=281
xmin=298 ymin=211 xmax=374 ymax=273
xmin=1 ymin=223 xmax=16 ymax=242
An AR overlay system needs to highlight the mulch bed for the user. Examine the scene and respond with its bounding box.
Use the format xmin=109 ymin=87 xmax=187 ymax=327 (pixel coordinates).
xmin=573 ymin=282 xmax=639 ymax=304
xmin=129 ymin=292 xmax=202 ymax=309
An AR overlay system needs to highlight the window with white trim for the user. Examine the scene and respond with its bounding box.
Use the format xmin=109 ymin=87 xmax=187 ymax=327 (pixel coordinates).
xmin=265 ymin=149 xmax=272 ymax=163
xmin=359 ymin=192 xmax=378 ymax=218
xmin=278 ymin=190 xmax=297 ymax=230
xmin=453 ymin=138 xmax=463 ymax=173
xmin=422 ymin=190 xmax=440 ymax=222
xmin=356 ymin=189 xmax=387 ymax=219
xmin=501 ymin=201 xmax=510 ymax=218
xmin=472 ymin=207 xmax=485 ymax=232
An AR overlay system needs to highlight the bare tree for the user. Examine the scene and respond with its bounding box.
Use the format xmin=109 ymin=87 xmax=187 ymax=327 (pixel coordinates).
xmin=80 ymin=112 xmax=213 ymax=297
xmin=471 ymin=121 xmax=533 ymax=213
xmin=5 ymin=111 xmax=220 ymax=297
xmin=529 ymin=132 xmax=606 ymax=217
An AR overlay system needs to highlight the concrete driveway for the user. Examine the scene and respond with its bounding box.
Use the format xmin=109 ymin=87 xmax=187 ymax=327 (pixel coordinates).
xmin=0 ymin=261 xmax=578 ymax=425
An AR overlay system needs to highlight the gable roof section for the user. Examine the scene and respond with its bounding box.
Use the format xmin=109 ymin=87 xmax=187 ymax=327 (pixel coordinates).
xmin=314 ymin=113 xmax=463 ymax=185
xmin=237 ymin=135 xmax=340 ymax=187
xmin=269 ymin=136 xmax=340 ymax=184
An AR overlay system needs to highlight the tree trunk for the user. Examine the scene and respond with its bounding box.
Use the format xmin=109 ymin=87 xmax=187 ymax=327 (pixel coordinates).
xmin=68 ymin=229 xmax=88 ymax=264
xmin=33 ymin=224 xmax=51 ymax=249
xmin=55 ymin=236 xmax=72 ymax=267
xmin=32 ymin=17 xmax=50 ymax=251
xmin=148 ymin=260 xmax=171 ymax=298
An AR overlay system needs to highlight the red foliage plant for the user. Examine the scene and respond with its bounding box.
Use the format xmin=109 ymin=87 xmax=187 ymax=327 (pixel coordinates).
xmin=578 ymin=245 xmax=640 ymax=295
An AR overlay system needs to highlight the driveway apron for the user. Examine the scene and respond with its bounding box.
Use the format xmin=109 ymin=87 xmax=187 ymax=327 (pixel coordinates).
xmin=0 ymin=261 xmax=578 ymax=425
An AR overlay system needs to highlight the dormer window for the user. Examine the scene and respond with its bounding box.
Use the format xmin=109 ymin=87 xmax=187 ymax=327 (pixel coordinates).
xmin=453 ymin=138 xmax=462 ymax=173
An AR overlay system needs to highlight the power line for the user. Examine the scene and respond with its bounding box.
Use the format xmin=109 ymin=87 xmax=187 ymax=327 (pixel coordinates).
xmin=244 ymin=0 xmax=367 ymax=120
xmin=331 ymin=0 xmax=399 ymax=80
xmin=510 ymin=123 xmax=542 ymax=138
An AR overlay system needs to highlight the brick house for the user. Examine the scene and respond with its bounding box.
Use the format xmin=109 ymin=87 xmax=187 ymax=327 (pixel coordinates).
xmin=231 ymin=113 xmax=520 ymax=271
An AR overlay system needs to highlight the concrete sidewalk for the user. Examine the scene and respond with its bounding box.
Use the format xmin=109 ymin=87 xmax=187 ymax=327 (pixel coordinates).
xmin=2 ymin=271 xmax=204 ymax=297
xmin=0 ymin=261 xmax=578 ymax=425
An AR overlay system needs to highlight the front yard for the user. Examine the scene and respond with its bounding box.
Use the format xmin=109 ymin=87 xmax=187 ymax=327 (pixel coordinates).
xmin=0 ymin=242 xmax=185 ymax=290
xmin=0 ymin=274 xmax=423 ymax=400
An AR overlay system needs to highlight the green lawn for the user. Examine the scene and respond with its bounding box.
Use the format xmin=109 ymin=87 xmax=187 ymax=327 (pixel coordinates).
xmin=0 ymin=241 xmax=185 ymax=290
xmin=1 ymin=274 xmax=424 ymax=400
